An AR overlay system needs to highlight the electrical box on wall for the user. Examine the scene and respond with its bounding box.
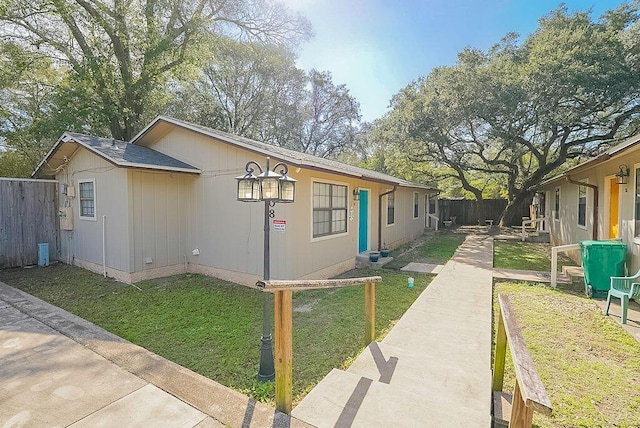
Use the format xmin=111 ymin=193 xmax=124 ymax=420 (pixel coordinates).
xmin=60 ymin=184 xmax=67 ymax=195
xmin=59 ymin=207 xmax=73 ymax=230
xmin=66 ymin=186 xmax=76 ymax=197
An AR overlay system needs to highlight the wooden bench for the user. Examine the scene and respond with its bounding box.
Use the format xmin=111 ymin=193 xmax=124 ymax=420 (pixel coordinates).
xmin=493 ymin=294 xmax=552 ymax=427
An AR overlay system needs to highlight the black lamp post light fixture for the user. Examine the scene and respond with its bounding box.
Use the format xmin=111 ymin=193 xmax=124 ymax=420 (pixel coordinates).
xmin=236 ymin=157 xmax=296 ymax=382
xmin=616 ymin=164 xmax=630 ymax=185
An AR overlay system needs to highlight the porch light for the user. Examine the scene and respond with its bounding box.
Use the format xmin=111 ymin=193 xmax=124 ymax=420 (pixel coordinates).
xmin=616 ymin=164 xmax=630 ymax=185
xmin=234 ymin=156 xmax=297 ymax=383
xmin=278 ymin=173 xmax=297 ymax=203
xmin=236 ymin=171 xmax=260 ymax=202
xmin=258 ymin=169 xmax=282 ymax=201
xmin=353 ymin=187 xmax=360 ymax=201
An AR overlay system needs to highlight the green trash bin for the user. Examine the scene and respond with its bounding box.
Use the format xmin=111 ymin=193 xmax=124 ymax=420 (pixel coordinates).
xmin=579 ymin=240 xmax=627 ymax=298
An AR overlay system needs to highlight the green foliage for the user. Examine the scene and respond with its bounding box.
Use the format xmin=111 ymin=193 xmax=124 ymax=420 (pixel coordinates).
xmin=0 ymin=0 xmax=312 ymax=141
xmin=493 ymin=240 xmax=577 ymax=271
xmin=370 ymin=3 xmax=640 ymax=224
xmin=166 ymin=40 xmax=362 ymax=159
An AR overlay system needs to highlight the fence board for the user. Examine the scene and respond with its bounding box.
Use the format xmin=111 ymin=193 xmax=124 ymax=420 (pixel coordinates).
xmin=0 ymin=179 xmax=59 ymax=268
xmin=438 ymin=198 xmax=531 ymax=226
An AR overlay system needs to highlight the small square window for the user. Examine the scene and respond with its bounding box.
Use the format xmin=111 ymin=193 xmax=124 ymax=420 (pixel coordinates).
xmin=78 ymin=179 xmax=96 ymax=220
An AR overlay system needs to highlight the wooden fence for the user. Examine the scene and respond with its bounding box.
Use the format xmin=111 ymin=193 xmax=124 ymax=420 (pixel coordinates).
xmin=438 ymin=198 xmax=532 ymax=226
xmin=0 ymin=178 xmax=59 ymax=268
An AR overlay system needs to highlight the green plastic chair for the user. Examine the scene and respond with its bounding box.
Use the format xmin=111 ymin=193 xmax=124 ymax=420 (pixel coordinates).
xmin=605 ymin=269 xmax=640 ymax=324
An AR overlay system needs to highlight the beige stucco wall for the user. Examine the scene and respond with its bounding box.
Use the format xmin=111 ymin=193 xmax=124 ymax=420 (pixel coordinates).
xmin=540 ymin=147 xmax=640 ymax=272
xmin=56 ymin=149 xmax=131 ymax=275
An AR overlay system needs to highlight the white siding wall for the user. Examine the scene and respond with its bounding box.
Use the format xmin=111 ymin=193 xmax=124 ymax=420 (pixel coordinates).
xmin=56 ymin=149 xmax=130 ymax=275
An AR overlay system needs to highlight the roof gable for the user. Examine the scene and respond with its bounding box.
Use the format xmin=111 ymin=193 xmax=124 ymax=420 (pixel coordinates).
xmin=33 ymin=132 xmax=200 ymax=178
xmin=132 ymin=116 xmax=436 ymax=190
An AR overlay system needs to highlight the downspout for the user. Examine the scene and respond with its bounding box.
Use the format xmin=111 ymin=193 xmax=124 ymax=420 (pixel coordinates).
xmin=378 ymin=186 xmax=397 ymax=251
xmin=566 ymin=176 xmax=598 ymax=240
xmin=102 ymin=215 xmax=107 ymax=277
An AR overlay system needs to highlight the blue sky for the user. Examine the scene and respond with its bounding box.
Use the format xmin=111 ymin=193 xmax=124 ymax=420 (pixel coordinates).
xmin=282 ymin=0 xmax=628 ymax=122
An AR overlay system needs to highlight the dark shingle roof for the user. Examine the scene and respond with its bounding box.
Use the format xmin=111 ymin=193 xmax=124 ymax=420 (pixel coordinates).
xmin=63 ymin=132 xmax=198 ymax=171
xmin=33 ymin=132 xmax=200 ymax=177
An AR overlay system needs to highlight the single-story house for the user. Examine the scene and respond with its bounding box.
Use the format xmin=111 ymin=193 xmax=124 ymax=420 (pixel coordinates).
xmin=536 ymin=133 xmax=640 ymax=272
xmin=33 ymin=116 xmax=439 ymax=285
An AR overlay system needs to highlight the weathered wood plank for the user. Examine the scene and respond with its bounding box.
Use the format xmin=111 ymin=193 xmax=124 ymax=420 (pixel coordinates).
xmin=509 ymin=379 xmax=534 ymax=428
xmin=0 ymin=179 xmax=59 ymax=268
xmin=493 ymin=306 xmax=507 ymax=391
xmin=498 ymin=294 xmax=553 ymax=416
xmin=364 ymin=280 xmax=375 ymax=346
xmin=274 ymin=289 xmax=293 ymax=414
xmin=258 ymin=276 xmax=382 ymax=292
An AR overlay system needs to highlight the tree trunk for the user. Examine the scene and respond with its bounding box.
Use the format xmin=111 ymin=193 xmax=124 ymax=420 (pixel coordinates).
xmin=500 ymin=190 xmax=534 ymax=227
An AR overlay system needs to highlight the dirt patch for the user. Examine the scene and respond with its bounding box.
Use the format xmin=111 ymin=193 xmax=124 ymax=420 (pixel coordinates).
xmin=293 ymin=298 xmax=320 ymax=313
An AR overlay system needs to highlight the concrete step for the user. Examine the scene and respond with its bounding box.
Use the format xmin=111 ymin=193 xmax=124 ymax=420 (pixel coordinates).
xmin=346 ymin=342 xmax=491 ymax=414
xmin=292 ymin=368 xmax=492 ymax=428
xmin=562 ymin=265 xmax=584 ymax=278
xmin=355 ymin=253 xmax=394 ymax=269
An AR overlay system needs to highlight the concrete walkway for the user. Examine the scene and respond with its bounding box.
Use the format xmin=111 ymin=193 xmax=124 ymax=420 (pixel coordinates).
xmin=0 ymin=282 xmax=309 ymax=428
xmin=292 ymin=234 xmax=494 ymax=427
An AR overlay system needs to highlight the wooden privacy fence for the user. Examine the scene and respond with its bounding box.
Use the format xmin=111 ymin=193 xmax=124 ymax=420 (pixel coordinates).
xmin=257 ymin=276 xmax=382 ymax=415
xmin=0 ymin=178 xmax=59 ymax=268
xmin=438 ymin=198 xmax=532 ymax=226
xmin=493 ymin=294 xmax=552 ymax=427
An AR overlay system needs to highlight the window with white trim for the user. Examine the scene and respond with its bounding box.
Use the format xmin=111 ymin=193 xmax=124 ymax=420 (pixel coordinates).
xmin=313 ymin=182 xmax=347 ymax=237
xmin=554 ymin=188 xmax=560 ymax=221
xmin=78 ymin=179 xmax=96 ymax=220
xmin=413 ymin=192 xmax=419 ymax=219
xmin=387 ymin=193 xmax=395 ymax=225
xmin=577 ymin=185 xmax=587 ymax=228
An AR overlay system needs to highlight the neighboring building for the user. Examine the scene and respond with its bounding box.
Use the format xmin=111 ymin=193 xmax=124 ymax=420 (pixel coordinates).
xmin=33 ymin=116 xmax=438 ymax=285
xmin=537 ymin=133 xmax=640 ymax=271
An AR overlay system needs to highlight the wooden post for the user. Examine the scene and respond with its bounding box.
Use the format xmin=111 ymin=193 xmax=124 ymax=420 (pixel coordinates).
xmin=274 ymin=290 xmax=293 ymax=414
xmin=365 ymin=280 xmax=376 ymax=346
xmin=492 ymin=305 xmax=507 ymax=391
xmin=509 ymin=379 xmax=534 ymax=428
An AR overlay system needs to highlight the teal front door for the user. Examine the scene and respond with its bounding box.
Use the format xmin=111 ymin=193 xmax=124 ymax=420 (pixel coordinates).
xmin=358 ymin=190 xmax=368 ymax=253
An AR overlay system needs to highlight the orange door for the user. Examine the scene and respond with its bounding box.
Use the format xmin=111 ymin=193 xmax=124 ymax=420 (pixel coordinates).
xmin=609 ymin=178 xmax=619 ymax=238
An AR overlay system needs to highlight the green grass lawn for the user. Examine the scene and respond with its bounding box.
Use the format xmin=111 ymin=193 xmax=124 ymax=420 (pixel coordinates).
xmin=0 ymin=235 xmax=450 ymax=405
xmin=494 ymin=281 xmax=640 ymax=427
xmin=493 ymin=240 xmax=577 ymax=271
xmin=383 ymin=231 xmax=466 ymax=270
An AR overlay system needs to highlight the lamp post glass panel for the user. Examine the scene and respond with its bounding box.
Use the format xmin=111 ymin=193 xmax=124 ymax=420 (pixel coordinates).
xmin=236 ymin=157 xmax=296 ymax=382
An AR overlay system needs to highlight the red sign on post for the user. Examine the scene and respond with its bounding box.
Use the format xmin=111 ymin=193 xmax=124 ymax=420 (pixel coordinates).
xmin=273 ymin=219 xmax=286 ymax=232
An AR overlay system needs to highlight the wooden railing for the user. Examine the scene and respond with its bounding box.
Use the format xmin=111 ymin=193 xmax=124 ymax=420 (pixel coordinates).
xmin=550 ymin=243 xmax=580 ymax=288
xmin=427 ymin=213 xmax=439 ymax=231
xmin=493 ymin=295 xmax=552 ymax=427
xmin=257 ymin=276 xmax=382 ymax=414
xmin=521 ymin=216 xmax=548 ymax=241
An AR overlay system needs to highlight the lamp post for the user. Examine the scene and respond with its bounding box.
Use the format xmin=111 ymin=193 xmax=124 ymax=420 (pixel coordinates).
xmin=236 ymin=157 xmax=296 ymax=382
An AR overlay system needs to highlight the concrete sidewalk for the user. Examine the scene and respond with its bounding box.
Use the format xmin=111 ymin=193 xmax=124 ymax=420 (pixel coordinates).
xmin=292 ymin=234 xmax=494 ymax=427
xmin=0 ymin=281 xmax=309 ymax=428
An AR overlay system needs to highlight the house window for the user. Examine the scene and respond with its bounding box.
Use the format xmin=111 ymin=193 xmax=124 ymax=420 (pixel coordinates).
xmin=578 ymin=185 xmax=587 ymax=228
xmin=387 ymin=193 xmax=395 ymax=225
xmin=635 ymin=168 xmax=640 ymax=237
xmin=78 ymin=179 xmax=96 ymax=220
xmin=313 ymin=182 xmax=347 ymax=237
xmin=413 ymin=192 xmax=419 ymax=219
xmin=554 ymin=188 xmax=560 ymax=221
